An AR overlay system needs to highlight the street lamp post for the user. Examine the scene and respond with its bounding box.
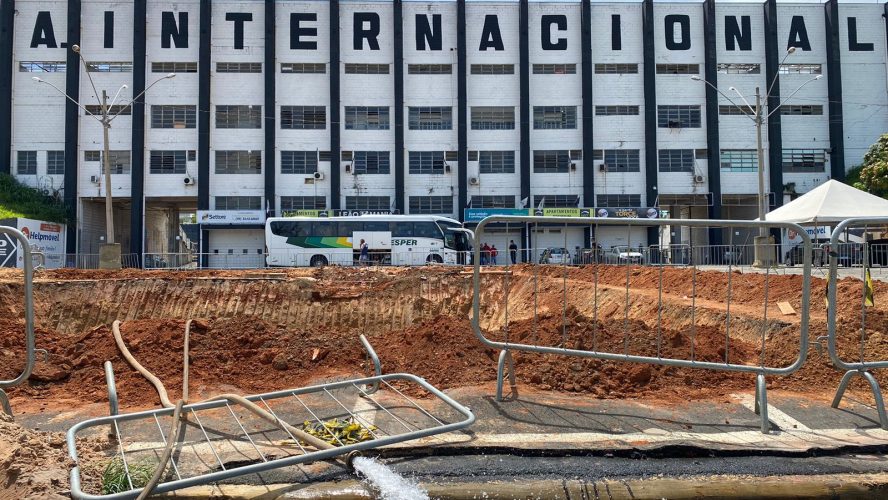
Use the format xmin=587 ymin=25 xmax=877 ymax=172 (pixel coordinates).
xmin=692 ymin=48 xmax=822 ymax=267
xmin=33 ymin=45 xmax=174 ymax=267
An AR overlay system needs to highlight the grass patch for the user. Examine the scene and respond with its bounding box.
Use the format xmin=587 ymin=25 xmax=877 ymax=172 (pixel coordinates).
xmin=101 ymin=457 xmax=156 ymax=495
xmin=0 ymin=174 xmax=69 ymax=224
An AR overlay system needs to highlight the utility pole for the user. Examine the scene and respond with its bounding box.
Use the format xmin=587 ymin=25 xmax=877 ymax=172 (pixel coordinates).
xmin=101 ymin=90 xmax=114 ymax=245
xmin=752 ymin=87 xmax=771 ymax=267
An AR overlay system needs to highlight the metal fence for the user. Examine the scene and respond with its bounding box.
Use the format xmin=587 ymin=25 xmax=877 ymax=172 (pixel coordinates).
xmin=0 ymin=226 xmax=36 ymax=418
xmin=827 ymin=217 xmax=888 ymax=430
xmin=471 ymin=216 xmax=813 ymax=433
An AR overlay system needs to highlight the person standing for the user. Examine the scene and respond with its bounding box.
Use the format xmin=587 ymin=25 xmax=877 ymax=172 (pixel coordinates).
xmin=359 ymin=239 xmax=369 ymax=265
xmin=490 ymin=244 xmax=498 ymax=265
xmin=509 ymin=240 xmax=518 ymax=264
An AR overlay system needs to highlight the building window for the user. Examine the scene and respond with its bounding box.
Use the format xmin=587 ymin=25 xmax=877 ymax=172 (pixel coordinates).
xmin=215 ymin=151 xmax=262 ymax=174
xmin=151 ymin=105 xmax=196 ymax=129
xmin=595 ymin=105 xmax=639 ymax=116
xmin=352 ymin=151 xmax=390 ymax=174
xmin=46 ymin=151 xmax=65 ymax=175
xmin=149 ymin=150 xmax=186 ymax=174
xmin=280 ymin=106 xmax=326 ymax=130
xmin=346 ymin=196 xmax=391 ymax=211
xmin=779 ymin=64 xmax=822 ymax=75
xmin=533 ymin=106 xmax=577 ymax=130
xmin=783 ymin=149 xmax=827 ymax=173
xmin=409 ymin=196 xmax=453 ymax=215
xmin=152 ymin=62 xmax=197 ymax=73
xmin=594 ymin=64 xmax=638 ymax=74
xmin=16 ymin=151 xmax=36 ymax=175
xmin=215 ymin=196 xmax=261 ymax=210
xmin=215 ymin=105 xmax=262 ymax=129
xmin=85 ymin=105 xmax=131 ymax=116
xmin=479 ymin=151 xmax=515 ymax=174
xmin=345 ymin=106 xmax=390 ymax=130
xmin=344 ymin=63 xmax=389 ymax=74
xmin=408 ymin=107 xmax=452 ymax=130
xmin=216 ymin=62 xmax=261 ymax=73
xmin=596 ymin=194 xmax=641 ymax=207
xmin=471 ymin=107 xmax=515 ymax=130
xmin=603 ymin=150 xmax=641 ymax=172
xmin=656 ymin=64 xmax=699 ymax=75
xmin=281 ymin=151 xmax=318 ymax=174
xmin=408 ymin=151 xmax=446 ymax=174
xmin=534 ymin=194 xmax=579 ymax=208
xmin=657 ymin=105 xmax=701 ymax=128
xmin=533 ymin=150 xmax=571 ymax=173
xmin=408 ymin=64 xmax=452 ymax=75
xmin=281 ymin=196 xmax=326 ymax=210
xmin=470 ymin=64 xmax=514 ymax=75
xmin=86 ymin=62 xmax=132 ymax=72
xmin=533 ymin=64 xmax=576 ymax=75
xmin=471 ymin=195 xmax=515 ymax=208
xmin=281 ymin=63 xmax=326 ymax=74
xmin=720 ymin=149 xmax=758 ymax=172
xmin=719 ymin=105 xmax=753 ymax=116
xmin=18 ymin=61 xmax=65 ymax=72
xmin=86 ymin=151 xmax=131 ymax=174
xmin=779 ymin=105 xmax=823 ymax=116
xmin=717 ymin=63 xmax=760 ymax=74
xmin=658 ymin=149 xmax=695 ymax=173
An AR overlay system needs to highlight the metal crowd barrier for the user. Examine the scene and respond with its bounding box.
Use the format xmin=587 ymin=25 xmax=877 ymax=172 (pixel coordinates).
xmin=0 ymin=226 xmax=36 ymax=418
xmin=471 ymin=216 xmax=813 ymax=433
xmin=827 ymin=217 xmax=888 ymax=430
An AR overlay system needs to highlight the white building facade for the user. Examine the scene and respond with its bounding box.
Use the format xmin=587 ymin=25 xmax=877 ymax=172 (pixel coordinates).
xmin=1 ymin=0 xmax=886 ymax=256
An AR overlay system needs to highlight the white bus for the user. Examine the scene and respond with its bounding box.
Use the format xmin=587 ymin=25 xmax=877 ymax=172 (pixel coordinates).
xmin=265 ymin=215 xmax=472 ymax=267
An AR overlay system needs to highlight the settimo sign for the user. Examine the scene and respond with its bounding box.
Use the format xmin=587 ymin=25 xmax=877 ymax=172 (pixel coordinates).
xmin=197 ymin=210 xmax=265 ymax=225
xmin=0 ymin=218 xmax=67 ymax=269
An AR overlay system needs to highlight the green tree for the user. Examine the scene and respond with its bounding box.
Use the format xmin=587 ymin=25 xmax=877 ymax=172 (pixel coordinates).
xmin=852 ymin=134 xmax=888 ymax=198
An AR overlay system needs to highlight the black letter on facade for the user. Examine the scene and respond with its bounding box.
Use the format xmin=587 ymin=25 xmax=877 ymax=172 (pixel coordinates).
xmin=787 ymin=16 xmax=811 ymax=51
xmin=665 ymin=15 xmax=691 ymax=50
xmin=479 ymin=15 xmax=504 ymax=51
xmin=848 ymin=17 xmax=874 ymax=51
xmin=161 ymin=12 xmax=188 ymax=49
xmin=354 ymin=13 xmax=380 ymax=50
xmin=416 ymin=14 xmax=442 ymax=50
xmin=226 ymin=13 xmax=252 ymax=50
xmin=104 ymin=11 xmax=114 ymax=48
xmin=290 ymin=13 xmax=318 ymax=50
xmin=30 ymin=11 xmax=57 ymax=48
xmin=541 ymin=15 xmax=567 ymax=50
xmin=611 ymin=15 xmax=621 ymax=50
xmin=724 ymin=16 xmax=751 ymax=51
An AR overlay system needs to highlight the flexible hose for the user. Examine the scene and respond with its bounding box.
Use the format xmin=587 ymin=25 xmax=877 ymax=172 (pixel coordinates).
xmin=111 ymin=320 xmax=338 ymax=460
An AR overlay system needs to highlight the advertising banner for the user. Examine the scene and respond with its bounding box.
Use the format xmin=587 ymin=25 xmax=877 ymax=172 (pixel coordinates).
xmin=0 ymin=232 xmax=16 ymax=268
xmin=16 ymin=218 xmax=66 ymax=269
xmin=593 ymin=207 xmax=661 ymax=219
xmin=197 ymin=210 xmax=266 ymax=225
xmin=463 ymin=208 xmax=529 ymax=223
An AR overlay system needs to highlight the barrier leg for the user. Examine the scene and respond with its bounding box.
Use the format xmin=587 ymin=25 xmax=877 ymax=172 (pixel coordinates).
xmin=831 ymin=370 xmax=856 ymax=409
xmin=0 ymin=389 xmax=11 ymax=418
xmin=861 ymin=371 xmax=888 ymax=431
xmin=496 ymin=350 xmax=517 ymax=401
xmin=755 ymin=373 xmax=770 ymax=434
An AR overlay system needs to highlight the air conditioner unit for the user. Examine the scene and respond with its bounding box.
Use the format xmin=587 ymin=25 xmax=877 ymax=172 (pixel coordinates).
xmin=570 ymin=163 xmax=577 ymax=171
xmin=444 ymin=163 xmax=451 ymax=173
xmin=313 ymin=171 xmax=325 ymax=180
xmin=344 ymin=163 xmax=351 ymax=173
xmin=469 ymin=177 xmax=479 ymax=186
xmin=693 ymin=174 xmax=705 ymax=184
xmin=90 ymin=175 xmax=100 ymax=184
xmin=598 ymin=164 xmax=607 ymax=172
xmin=183 ymin=176 xmax=194 ymax=185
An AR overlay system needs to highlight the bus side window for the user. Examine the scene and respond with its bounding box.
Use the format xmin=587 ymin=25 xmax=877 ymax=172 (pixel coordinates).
xmin=339 ymin=222 xmax=364 ymax=236
xmin=391 ymin=222 xmax=414 ymax=238
xmin=414 ymin=222 xmax=441 ymax=239
xmin=313 ymin=221 xmax=338 ymax=237
xmin=364 ymin=221 xmax=388 ymax=232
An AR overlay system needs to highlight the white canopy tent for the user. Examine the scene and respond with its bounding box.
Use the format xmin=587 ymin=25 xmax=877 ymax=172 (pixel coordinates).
xmin=762 ymin=180 xmax=888 ymax=224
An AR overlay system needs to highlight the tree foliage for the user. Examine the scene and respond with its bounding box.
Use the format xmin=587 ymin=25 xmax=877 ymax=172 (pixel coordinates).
xmin=853 ymin=134 xmax=888 ymax=198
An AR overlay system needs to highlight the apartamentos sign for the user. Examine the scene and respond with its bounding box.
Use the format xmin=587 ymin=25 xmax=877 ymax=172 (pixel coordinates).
xmin=197 ymin=210 xmax=265 ymax=225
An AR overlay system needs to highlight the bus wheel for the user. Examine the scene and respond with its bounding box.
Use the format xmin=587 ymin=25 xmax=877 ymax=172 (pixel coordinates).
xmin=426 ymin=254 xmax=443 ymax=264
xmin=310 ymin=255 xmax=328 ymax=267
